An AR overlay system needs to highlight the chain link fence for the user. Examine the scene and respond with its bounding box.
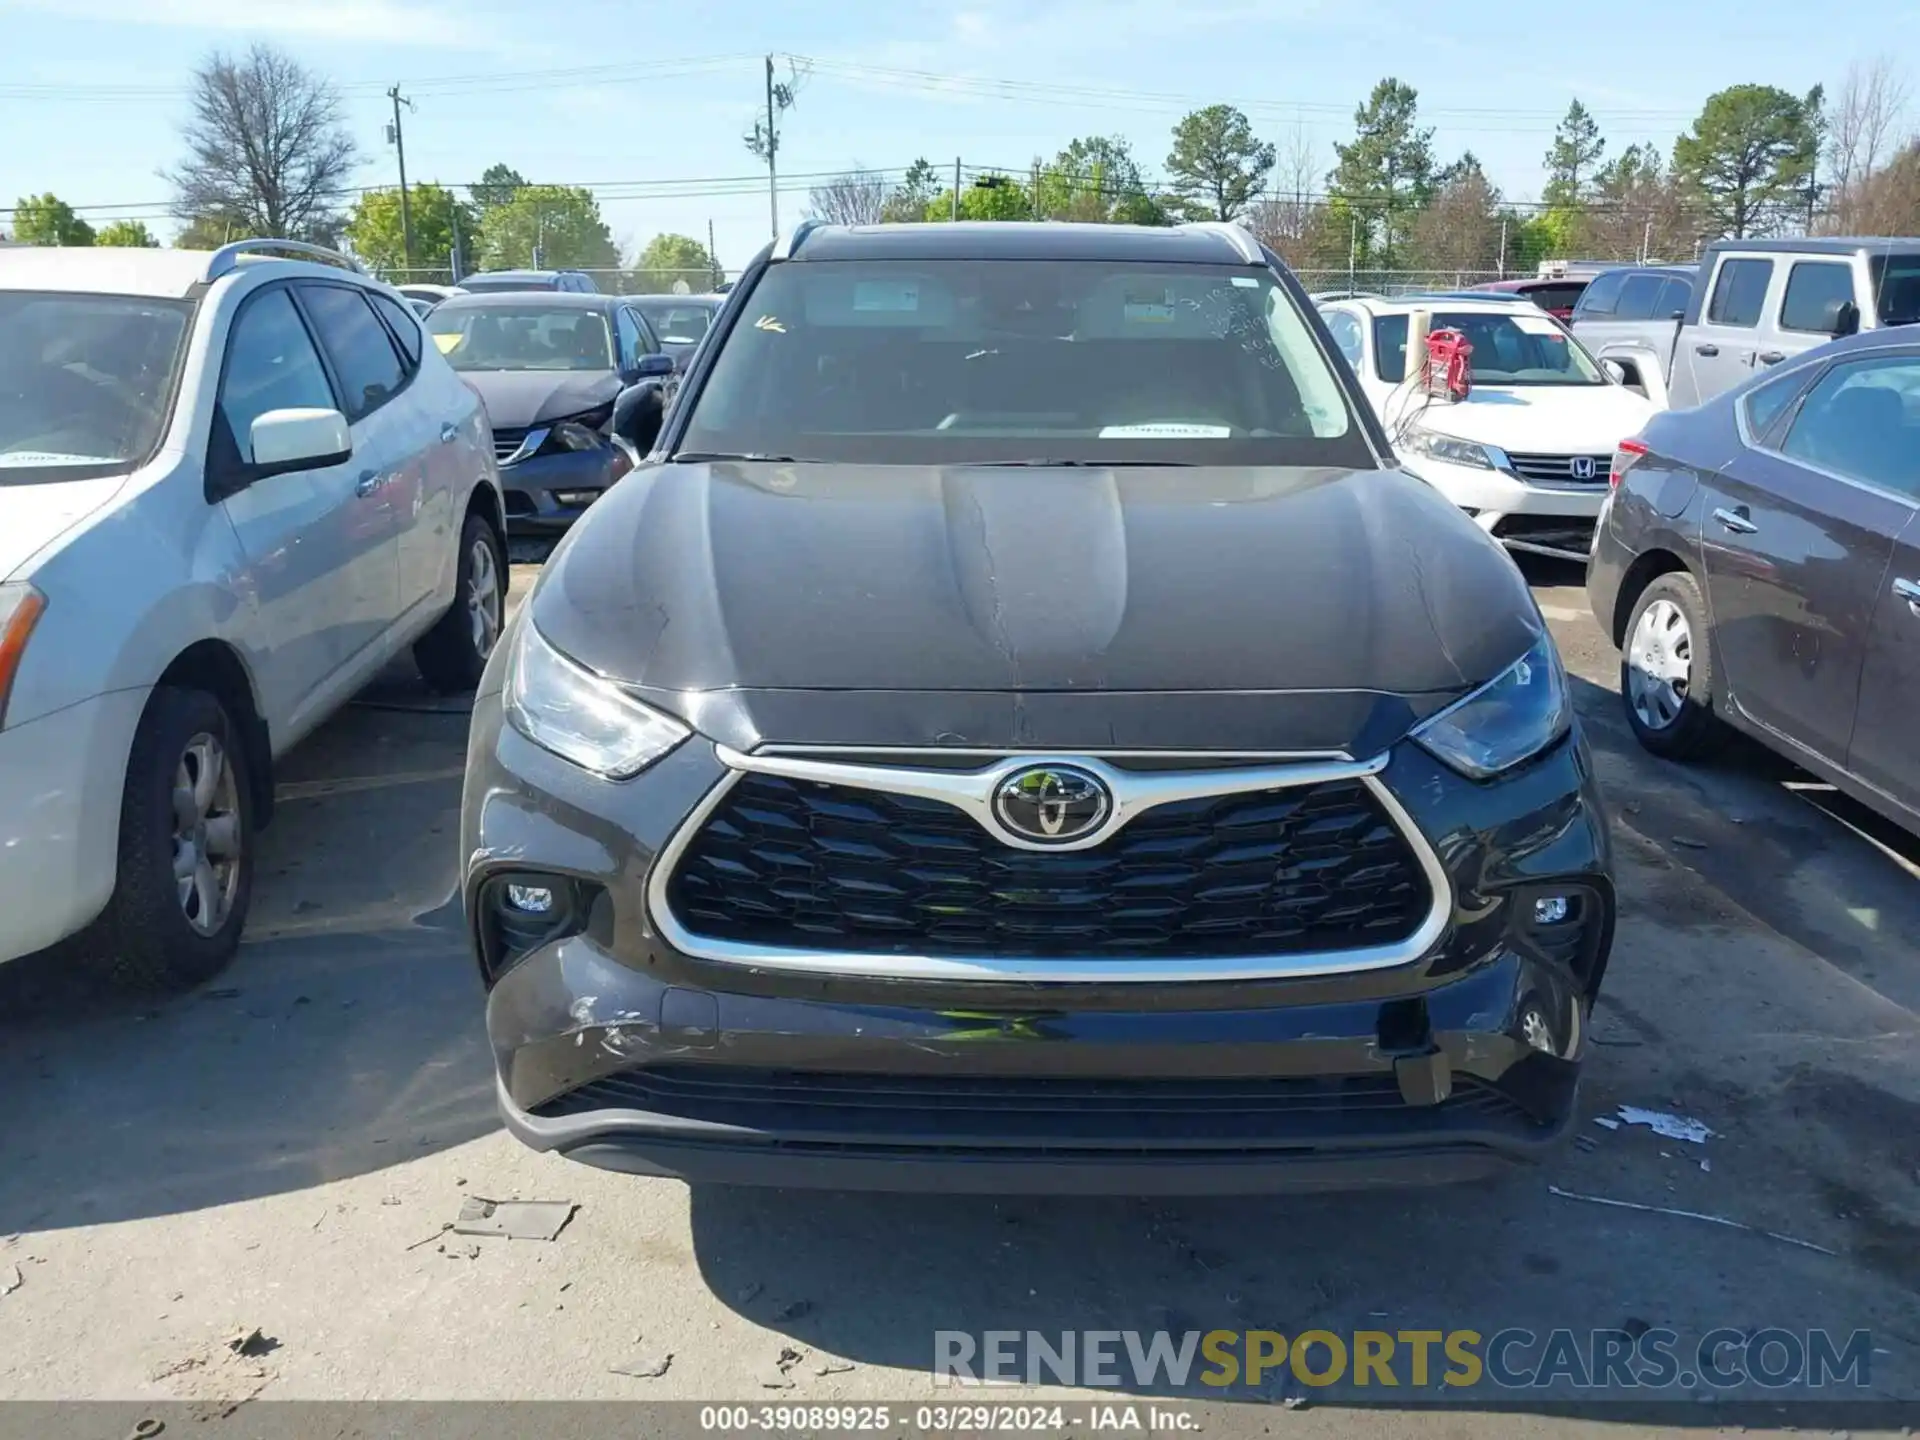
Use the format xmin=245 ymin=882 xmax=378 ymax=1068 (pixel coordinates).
xmin=377 ymin=264 xmax=740 ymax=295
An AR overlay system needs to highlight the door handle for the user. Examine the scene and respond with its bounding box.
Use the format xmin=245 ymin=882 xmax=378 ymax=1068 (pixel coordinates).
xmin=1695 ymin=343 xmax=1720 ymax=357
xmin=355 ymin=470 xmax=382 ymax=498
xmin=440 ymin=422 xmax=459 ymax=444
xmin=1758 ymin=350 xmax=1786 ymax=365
xmin=1895 ymin=577 xmax=1920 ymax=613
xmin=1712 ymin=506 xmax=1758 ymax=535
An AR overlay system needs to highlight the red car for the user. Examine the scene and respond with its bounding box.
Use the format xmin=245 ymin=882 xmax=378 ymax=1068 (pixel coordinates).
xmin=1466 ymin=277 xmax=1592 ymax=321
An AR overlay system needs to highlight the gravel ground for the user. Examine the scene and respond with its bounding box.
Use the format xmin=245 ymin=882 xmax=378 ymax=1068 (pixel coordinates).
xmin=1 ymin=559 xmax=1915 ymax=1435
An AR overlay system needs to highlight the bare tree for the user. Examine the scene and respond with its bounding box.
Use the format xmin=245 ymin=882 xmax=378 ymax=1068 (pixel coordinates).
xmin=806 ymin=167 xmax=889 ymax=227
xmin=1245 ymin=126 xmax=1323 ymax=267
xmin=166 ymin=45 xmax=359 ymax=241
xmin=1843 ymin=138 xmax=1920 ymax=236
xmin=1827 ymin=59 xmax=1912 ymax=231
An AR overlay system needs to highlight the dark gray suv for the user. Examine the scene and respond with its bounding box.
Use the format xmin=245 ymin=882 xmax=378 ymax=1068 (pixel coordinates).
xmin=460 ymin=221 xmax=1616 ymax=1194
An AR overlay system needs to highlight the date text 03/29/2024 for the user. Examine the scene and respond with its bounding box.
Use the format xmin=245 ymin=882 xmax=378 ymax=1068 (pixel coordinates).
xmin=698 ymin=1406 xmax=1190 ymax=1433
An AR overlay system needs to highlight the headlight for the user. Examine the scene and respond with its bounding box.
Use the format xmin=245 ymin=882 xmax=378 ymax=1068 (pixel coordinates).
xmin=539 ymin=419 xmax=611 ymax=456
xmin=504 ymin=619 xmax=688 ymax=778
xmin=1402 ymin=426 xmax=1499 ymax=470
xmin=0 ymin=582 xmax=48 ymax=730
xmin=1413 ymin=633 xmax=1572 ymax=779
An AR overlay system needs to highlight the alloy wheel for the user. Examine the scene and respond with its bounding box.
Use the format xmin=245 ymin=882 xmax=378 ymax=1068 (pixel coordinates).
xmin=171 ymin=732 xmax=242 ymax=936
xmin=1626 ymin=597 xmax=1692 ymax=732
xmin=467 ymin=537 xmax=502 ymax=658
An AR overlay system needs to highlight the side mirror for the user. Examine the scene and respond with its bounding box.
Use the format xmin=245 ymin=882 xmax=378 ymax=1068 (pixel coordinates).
xmin=1601 ymin=359 xmax=1627 ymax=384
xmin=635 ymin=352 xmax=676 ymax=380
xmin=250 ymin=407 xmax=350 ymax=478
xmin=611 ymin=383 xmax=665 ymax=455
xmin=1825 ymin=298 xmax=1861 ymax=339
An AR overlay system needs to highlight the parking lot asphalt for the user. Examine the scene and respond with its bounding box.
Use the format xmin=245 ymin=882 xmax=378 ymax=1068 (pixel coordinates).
xmin=1 ymin=559 xmax=1917 ymax=1432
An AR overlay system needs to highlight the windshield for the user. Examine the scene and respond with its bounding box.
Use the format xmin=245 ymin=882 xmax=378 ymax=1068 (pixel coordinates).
xmin=1373 ymin=310 xmax=1603 ymax=386
xmin=0 ymin=291 xmax=193 ymax=485
xmin=635 ymin=298 xmax=716 ymax=344
xmin=427 ymin=306 xmax=614 ymax=372
xmin=1870 ymin=253 xmax=1920 ymax=326
xmin=674 ymin=259 xmax=1365 ymax=466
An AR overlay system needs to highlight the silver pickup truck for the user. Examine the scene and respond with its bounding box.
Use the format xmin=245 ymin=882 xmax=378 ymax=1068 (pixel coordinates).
xmin=1572 ymin=237 xmax=1920 ymax=408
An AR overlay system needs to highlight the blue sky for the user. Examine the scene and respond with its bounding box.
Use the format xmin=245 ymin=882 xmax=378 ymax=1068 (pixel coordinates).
xmin=2 ymin=0 xmax=1914 ymax=271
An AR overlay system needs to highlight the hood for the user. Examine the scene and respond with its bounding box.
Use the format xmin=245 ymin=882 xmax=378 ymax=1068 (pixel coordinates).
xmin=532 ymin=461 xmax=1543 ymax=752
xmin=0 ymin=475 xmax=127 ymax=579
xmin=1390 ymin=382 xmax=1657 ymax=453
xmin=461 ymin=369 xmax=621 ymax=431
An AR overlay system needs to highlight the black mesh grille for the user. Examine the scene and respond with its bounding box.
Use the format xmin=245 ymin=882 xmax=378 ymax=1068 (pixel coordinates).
xmin=534 ymin=1066 xmax=1539 ymax=1145
xmin=664 ymin=773 xmax=1431 ymax=958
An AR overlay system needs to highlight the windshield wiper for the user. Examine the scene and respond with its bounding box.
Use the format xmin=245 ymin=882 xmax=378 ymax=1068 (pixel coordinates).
xmin=670 ymin=451 xmax=812 ymax=463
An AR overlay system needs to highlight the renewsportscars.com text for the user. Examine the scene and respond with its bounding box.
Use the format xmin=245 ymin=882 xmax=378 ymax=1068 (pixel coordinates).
xmin=934 ymin=1328 xmax=1873 ymax=1391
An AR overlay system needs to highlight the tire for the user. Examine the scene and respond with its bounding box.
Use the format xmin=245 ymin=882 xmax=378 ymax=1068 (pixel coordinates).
xmin=414 ymin=513 xmax=506 ymax=694
xmin=1619 ymin=570 xmax=1725 ymax=761
xmin=77 ymin=686 xmax=255 ymax=995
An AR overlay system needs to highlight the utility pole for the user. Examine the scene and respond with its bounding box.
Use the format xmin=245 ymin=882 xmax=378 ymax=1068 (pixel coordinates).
xmin=953 ymin=157 xmax=962 ymax=221
xmin=765 ymin=56 xmax=780 ymax=240
xmin=708 ymin=218 xmax=719 ymax=290
xmin=1642 ymin=218 xmax=1654 ymax=264
xmin=386 ymin=85 xmax=415 ymax=270
xmin=1498 ymin=217 xmax=1508 ymax=278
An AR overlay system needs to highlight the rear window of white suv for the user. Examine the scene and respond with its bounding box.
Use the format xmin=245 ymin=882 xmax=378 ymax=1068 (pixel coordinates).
xmin=0 ymin=291 xmax=193 ymax=484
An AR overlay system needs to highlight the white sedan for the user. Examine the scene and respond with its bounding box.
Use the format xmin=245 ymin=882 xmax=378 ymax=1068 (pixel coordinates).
xmin=1319 ymin=294 xmax=1658 ymax=561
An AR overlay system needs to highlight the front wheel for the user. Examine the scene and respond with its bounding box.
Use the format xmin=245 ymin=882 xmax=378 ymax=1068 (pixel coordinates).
xmin=414 ymin=513 xmax=506 ymax=693
xmin=1620 ymin=571 xmax=1724 ymax=761
xmin=77 ymin=686 xmax=255 ymax=994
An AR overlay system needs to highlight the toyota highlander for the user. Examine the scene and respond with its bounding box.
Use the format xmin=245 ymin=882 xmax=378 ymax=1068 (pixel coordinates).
xmin=459 ymin=221 xmax=1615 ymax=1194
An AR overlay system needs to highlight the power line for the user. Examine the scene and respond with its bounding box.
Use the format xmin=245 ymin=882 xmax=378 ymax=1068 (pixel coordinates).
xmin=791 ymin=55 xmax=1700 ymax=128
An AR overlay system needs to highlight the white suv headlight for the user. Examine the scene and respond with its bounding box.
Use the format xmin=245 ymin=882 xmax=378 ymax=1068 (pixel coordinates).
xmin=1402 ymin=426 xmax=1499 ymax=471
xmin=504 ymin=619 xmax=688 ymax=779
xmin=1413 ymin=633 xmax=1572 ymax=779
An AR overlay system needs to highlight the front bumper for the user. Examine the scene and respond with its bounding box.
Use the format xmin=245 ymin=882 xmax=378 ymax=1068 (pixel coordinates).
xmin=0 ymin=687 xmax=149 ymax=963
xmin=462 ymin=690 xmax=1615 ymax=1194
xmin=498 ymin=447 xmax=623 ymax=536
xmin=1396 ymin=456 xmax=1608 ymax=561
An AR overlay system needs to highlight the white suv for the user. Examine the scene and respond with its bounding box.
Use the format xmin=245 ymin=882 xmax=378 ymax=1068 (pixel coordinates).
xmin=0 ymin=241 xmax=506 ymax=991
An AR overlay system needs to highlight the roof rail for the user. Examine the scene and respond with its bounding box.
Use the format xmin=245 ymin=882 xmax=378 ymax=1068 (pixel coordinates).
xmin=771 ymin=220 xmax=823 ymax=261
xmin=203 ymin=238 xmax=365 ymax=283
xmin=1177 ymin=220 xmax=1262 ymax=265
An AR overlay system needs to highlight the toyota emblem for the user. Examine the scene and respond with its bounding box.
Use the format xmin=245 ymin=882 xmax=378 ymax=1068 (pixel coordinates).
xmin=991 ymin=765 xmax=1112 ymax=845
xmin=1571 ymin=455 xmax=1597 ymax=481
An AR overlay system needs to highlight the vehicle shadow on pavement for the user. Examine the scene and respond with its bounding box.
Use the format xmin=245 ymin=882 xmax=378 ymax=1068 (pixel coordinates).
xmin=1565 ymin=672 xmax=1920 ymax=1017
xmin=0 ymin=667 xmax=497 ymax=1236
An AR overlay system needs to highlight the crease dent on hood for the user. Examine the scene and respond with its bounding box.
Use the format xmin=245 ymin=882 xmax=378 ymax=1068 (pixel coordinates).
xmin=938 ymin=466 xmax=1130 ymax=694
xmin=958 ymin=477 xmax=1015 ymax=673
xmin=1404 ymin=537 xmax=1470 ymax=688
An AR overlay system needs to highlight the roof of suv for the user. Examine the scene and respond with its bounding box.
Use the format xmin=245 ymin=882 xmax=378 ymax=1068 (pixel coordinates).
xmin=1703 ymin=236 xmax=1920 ymax=256
xmin=0 ymin=244 xmax=372 ymax=299
xmin=1322 ymin=294 xmax=1548 ymax=318
xmin=431 ymin=290 xmax=621 ymax=314
xmin=782 ymin=221 xmax=1265 ymax=266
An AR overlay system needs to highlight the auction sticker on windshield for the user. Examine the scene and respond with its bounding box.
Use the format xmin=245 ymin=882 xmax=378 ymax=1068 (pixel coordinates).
xmin=1098 ymin=423 xmax=1231 ymax=438
xmin=1512 ymin=314 xmax=1568 ymax=337
xmin=854 ymin=281 xmax=920 ymax=312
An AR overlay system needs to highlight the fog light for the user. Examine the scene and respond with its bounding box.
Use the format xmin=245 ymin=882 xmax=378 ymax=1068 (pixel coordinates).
xmin=1532 ymin=895 xmax=1571 ymax=925
xmin=554 ymin=489 xmax=602 ymax=508
xmin=506 ymin=883 xmax=555 ymax=914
